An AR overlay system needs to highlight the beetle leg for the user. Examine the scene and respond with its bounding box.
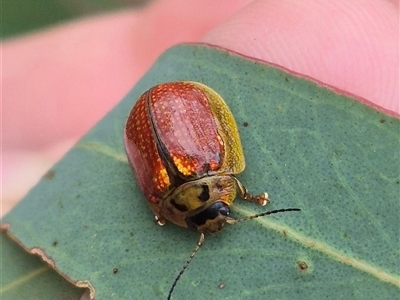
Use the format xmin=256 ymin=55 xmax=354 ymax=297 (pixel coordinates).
xmin=244 ymin=191 xmax=270 ymax=206
xmin=148 ymin=200 xmax=166 ymax=226
xmin=233 ymin=177 xmax=270 ymax=206
xmin=154 ymin=215 xmax=166 ymax=226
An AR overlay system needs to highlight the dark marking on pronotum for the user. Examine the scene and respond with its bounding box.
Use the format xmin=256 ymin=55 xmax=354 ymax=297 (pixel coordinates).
xmin=171 ymin=199 xmax=188 ymax=212
xmin=198 ymin=184 xmax=210 ymax=202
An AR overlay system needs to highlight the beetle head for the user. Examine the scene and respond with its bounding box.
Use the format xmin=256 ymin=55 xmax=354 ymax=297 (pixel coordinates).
xmin=185 ymin=201 xmax=231 ymax=234
xmin=165 ymin=175 xmax=237 ymax=233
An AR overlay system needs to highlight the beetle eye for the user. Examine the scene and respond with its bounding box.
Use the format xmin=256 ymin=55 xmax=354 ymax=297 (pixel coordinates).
xmin=219 ymin=205 xmax=229 ymax=216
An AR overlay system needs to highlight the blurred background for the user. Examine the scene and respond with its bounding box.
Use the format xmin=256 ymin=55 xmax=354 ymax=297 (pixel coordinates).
xmin=2 ymin=0 xmax=152 ymax=38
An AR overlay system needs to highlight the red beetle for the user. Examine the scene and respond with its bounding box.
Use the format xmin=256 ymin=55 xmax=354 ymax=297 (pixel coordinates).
xmin=124 ymin=81 xmax=300 ymax=299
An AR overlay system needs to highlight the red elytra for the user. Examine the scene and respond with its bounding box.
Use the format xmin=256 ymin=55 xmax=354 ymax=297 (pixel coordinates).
xmin=125 ymin=82 xmax=225 ymax=204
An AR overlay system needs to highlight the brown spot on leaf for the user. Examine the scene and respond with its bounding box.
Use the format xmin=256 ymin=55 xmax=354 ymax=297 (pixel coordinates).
xmin=43 ymin=170 xmax=55 ymax=180
xmin=297 ymin=260 xmax=309 ymax=272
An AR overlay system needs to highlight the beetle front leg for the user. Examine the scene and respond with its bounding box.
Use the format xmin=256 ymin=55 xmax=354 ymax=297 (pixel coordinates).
xmin=233 ymin=177 xmax=270 ymax=206
xmin=148 ymin=201 xmax=166 ymax=226
xmin=154 ymin=215 xmax=166 ymax=226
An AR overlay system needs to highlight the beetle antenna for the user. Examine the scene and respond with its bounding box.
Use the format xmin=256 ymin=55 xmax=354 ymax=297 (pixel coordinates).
xmin=226 ymin=208 xmax=301 ymax=225
xmin=167 ymin=232 xmax=205 ymax=300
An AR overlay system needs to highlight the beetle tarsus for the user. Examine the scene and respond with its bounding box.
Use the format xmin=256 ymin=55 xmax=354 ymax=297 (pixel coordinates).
xmin=233 ymin=177 xmax=270 ymax=206
xmin=154 ymin=215 xmax=166 ymax=226
xmin=244 ymin=191 xmax=270 ymax=206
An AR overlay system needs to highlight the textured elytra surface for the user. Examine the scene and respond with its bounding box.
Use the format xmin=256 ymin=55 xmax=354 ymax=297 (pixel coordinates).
xmin=124 ymin=81 xmax=245 ymax=209
xmin=149 ymin=82 xmax=223 ymax=177
xmin=2 ymin=44 xmax=399 ymax=300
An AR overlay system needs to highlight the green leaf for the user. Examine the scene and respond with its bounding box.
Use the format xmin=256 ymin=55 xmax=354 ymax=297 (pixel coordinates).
xmin=0 ymin=232 xmax=86 ymax=299
xmin=2 ymin=44 xmax=399 ymax=300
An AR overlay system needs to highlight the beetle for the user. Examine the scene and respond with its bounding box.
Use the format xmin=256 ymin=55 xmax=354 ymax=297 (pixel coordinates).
xmin=124 ymin=81 xmax=300 ymax=299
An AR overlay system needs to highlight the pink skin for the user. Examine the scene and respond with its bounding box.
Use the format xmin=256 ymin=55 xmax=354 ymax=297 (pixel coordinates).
xmin=2 ymin=0 xmax=398 ymax=215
